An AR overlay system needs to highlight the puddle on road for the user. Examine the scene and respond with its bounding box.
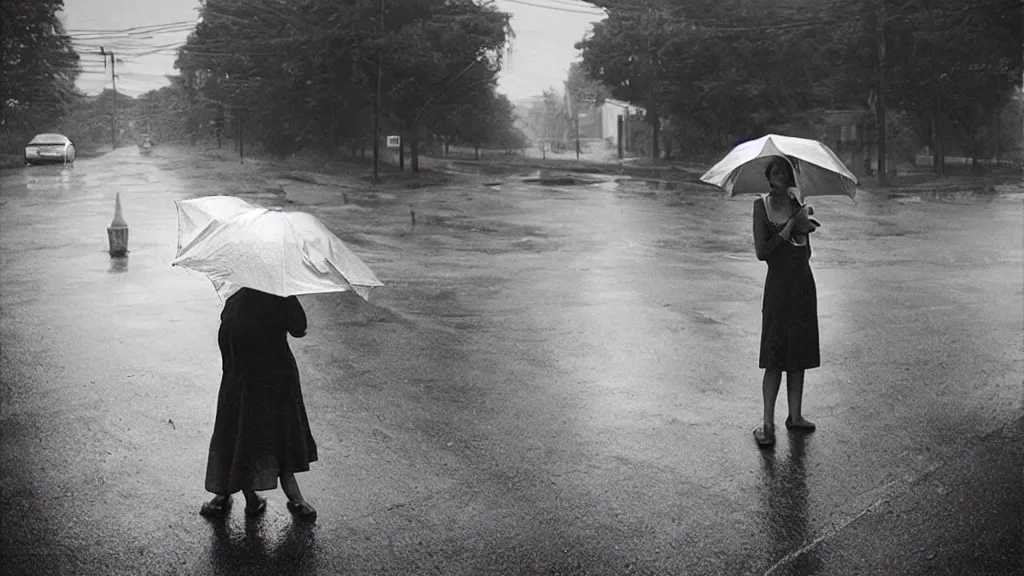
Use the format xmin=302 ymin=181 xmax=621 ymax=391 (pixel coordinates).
xmin=642 ymin=180 xmax=680 ymax=191
xmin=2 ymin=165 xmax=81 ymax=198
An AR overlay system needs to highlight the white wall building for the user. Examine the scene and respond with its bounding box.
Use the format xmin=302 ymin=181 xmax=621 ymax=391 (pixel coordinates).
xmin=600 ymin=99 xmax=645 ymax=146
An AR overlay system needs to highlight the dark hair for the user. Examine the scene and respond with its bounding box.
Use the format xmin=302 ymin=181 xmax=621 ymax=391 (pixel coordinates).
xmin=764 ymin=157 xmax=796 ymax=187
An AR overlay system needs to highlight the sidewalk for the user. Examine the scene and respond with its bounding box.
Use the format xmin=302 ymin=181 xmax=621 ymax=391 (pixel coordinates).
xmin=423 ymin=149 xmax=1023 ymax=197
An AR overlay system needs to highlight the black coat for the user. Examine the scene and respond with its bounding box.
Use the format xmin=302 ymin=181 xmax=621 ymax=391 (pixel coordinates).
xmin=205 ymin=288 xmax=318 ymax=494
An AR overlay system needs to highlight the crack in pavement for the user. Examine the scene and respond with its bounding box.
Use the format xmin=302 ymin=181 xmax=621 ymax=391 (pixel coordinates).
xmin=762 ymin=418 xmax=1020 ymax=575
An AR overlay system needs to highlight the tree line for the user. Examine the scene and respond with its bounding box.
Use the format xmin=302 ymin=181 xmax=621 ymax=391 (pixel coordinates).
xmin=5 ymin=0 xmax=1020 ymax=176
xmin=1 ymin=0 xmax=80 ymax=156
xmin=172 ymin=0 xmax=525 ymax=170
xmin=1 ymin=0 xmax=527 ymax=169
xmin=576 ymin=0 xmax=1023 ymax=175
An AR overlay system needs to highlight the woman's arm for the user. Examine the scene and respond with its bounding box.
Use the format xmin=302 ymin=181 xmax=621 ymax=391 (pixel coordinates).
xmin=281 ymin=295 xmax=308 ymax=338
xmin=753 ymin=198 xmax=793 ymax=261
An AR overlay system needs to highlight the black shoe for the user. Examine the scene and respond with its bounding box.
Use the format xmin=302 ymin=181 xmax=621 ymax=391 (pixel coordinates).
xmin=200 ymin=495 xmax=232 ymax=518
xmin=754 ymin=424 xmax=776 ymax=448
xmin=287 ymin=500 xmax=317 ymax=523
xmin=244 ymin=496 xmax=267 ymax=516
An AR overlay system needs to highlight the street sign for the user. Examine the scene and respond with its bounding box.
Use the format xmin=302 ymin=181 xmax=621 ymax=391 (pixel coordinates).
xmin=386 ymin=135 xmax=401 ymax=148
xmin=579 ymin=92 xmax=597 ymax=105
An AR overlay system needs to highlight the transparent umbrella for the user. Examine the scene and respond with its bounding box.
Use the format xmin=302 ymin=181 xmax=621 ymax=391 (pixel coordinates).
xmin=700 ymin=134 xmax=859 ymax=201
xmin=174 ymin=196 xmax=259 ymax=257
xmin=172 ymin=204 xmax=383 ymax=302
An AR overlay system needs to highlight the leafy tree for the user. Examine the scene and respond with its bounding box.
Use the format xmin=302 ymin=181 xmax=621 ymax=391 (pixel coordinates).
xmin=0 ymin=0 xmax=80 ymax=153
xmin=132 ymin=78 xmax=197 ymax=144
xmin=175 ymin=0 xmax=379 ymax=154
xmin=380 ymin=0 xmax=512 ymax=171
xmin=563 ymin=62 xmax=608 ymax=141
xmin=576 ymin=0 xmax=1022 ymax=174
xmin=564 ymin=62 xmax=609 ymax=105
xmin=886 ymin=0 xmax=1023 ymax=173
xmin=576 ymin=0 xmax=680 ymax=160
xmin=430 ymin=90 xmax=524 ymax=158
xmin=172 ymin=0 xmax=513 ymax=172
xmin=518 ymin=89 xmax=571 ymax=150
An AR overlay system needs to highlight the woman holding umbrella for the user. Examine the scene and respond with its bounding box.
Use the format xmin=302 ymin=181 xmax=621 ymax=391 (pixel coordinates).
xmin=198 ymin=288 xmax=319 ymax=521
xmin=174 ymin=198 xmax=385 ymax=521
xmin=751 ymin=157 xmax=820 ymax=447
xmin=701 ymin=135 xmax=858 ymax=448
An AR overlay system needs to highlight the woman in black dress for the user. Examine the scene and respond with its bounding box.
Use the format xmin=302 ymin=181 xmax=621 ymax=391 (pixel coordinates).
xmin=752 ymin=157 xmax=819 ymax=448
xmin=199 ymin=288 xmax=319 ymax=521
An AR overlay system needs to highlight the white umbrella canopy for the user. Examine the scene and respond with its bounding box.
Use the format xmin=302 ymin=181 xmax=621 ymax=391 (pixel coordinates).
xmin=174 ymin=196 xmax=259 ymax=257
xmin=700 ymin=134 xmax=859 ymax=201
xmin=172 ymin=206 xmax=384 ymax=302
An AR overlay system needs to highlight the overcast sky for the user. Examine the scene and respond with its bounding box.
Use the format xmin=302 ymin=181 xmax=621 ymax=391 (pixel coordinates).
xmin=60 ymin=0 xmax=605 ymax=102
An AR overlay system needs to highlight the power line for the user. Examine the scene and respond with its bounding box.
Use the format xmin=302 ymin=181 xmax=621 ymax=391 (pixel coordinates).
xmin=499 ymin=0 xmax=606 ymax=15
xmin=64 ymin=21 xmax=197 ymax=34
xmin=501 ymin=0 xmax=1020 ymax=28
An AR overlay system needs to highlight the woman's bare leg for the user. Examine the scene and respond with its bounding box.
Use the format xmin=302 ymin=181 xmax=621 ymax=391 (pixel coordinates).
xmin=281 ymin=472 xmax=317 ymax=520
xmin=786 ymin=370 xmax=804 ymax=420
xmin=786 ymin=370 xmax=815 ymax=427
xmin=206 ymin=494 xmax=230 ymax=506
xmin=242 ymin=489 xmax=264 ymax=508
xmin=280 ymin=473 xmax=306 ymax=503
xmin=762 ymin=369 xmax=783 ymax=426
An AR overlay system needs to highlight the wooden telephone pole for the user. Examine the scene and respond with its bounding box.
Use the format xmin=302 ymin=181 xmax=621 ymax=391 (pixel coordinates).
xmin=875 ymin=0 xmax=887 ymax=186
xmin=100 ymin=47 xmax=117 ymax=149
xmin=373 ymin=0 xmax=384 ymax=182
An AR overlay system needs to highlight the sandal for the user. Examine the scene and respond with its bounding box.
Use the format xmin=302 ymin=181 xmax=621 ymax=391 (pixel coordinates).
xmin=785 ymin=416 xmax=816 ymax=432
xmin=286 ymin=500 xmax=318 ymax=522
xmin=200 ymin=495 xmax=232 ymax=518
xmin=245 ymin=496 xmax=267 ymax=516
xmin=754 ymin=423 xmax=776 ymax=448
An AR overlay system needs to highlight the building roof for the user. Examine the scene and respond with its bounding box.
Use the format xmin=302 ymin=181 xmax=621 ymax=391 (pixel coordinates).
xmin=603 ymin=98 xmax=645 ymax=113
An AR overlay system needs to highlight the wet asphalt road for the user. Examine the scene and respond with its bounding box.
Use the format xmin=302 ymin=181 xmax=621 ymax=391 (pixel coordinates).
xmin=1 ymin=147 xmax=1021 ymax=576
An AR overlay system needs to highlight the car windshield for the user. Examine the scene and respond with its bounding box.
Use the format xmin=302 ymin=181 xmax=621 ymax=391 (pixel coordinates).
xmin=29 ymin=134 xmax=68 ymax=145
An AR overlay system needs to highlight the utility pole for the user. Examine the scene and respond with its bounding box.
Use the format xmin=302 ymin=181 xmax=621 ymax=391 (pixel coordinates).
xmin=617 ymin=115 xmax=624 ymax=159
xmin=875 ymin=0 xmax=888 ymax=186
xmin=573 ymin=93 xmax=580 ymax=160
xmin=372 ymin=0 xmax=384 ymax=182
xmin=100 ymin=48 xmax=117 ymax=150
xmin=239 ymin=110 xmax=244 ymax=165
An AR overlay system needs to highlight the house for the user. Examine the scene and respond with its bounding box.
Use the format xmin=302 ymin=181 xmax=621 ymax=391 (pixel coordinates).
xmin=600 ymin=99 xmax=645 ymax=149
xmin=598 ymin=99 xmax=647 ymax=155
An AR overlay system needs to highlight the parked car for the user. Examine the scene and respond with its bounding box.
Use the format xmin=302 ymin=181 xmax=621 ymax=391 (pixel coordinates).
xmin=138 ymin=134 xmax=154 ymax=155
xmin=24 ymin=133 xmax=77 ymax=165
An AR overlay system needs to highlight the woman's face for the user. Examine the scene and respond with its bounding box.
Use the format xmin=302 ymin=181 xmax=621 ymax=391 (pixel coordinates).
xmin=768 ymin=163 xmax=790 ymax=191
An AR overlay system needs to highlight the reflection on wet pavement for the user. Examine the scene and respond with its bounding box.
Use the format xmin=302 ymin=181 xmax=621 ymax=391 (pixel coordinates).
xmin=759 ymin=435 xmax=820 ymax=575
xmin=108 ymin=256 xmax=129 ymax=274
xmin=206 ymin=516 xmax=318 ymax=574
xmin=1 ymin=149 xmax=1021 ymax=575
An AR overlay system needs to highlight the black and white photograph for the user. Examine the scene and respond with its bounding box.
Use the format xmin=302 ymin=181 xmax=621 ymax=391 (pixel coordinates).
xmin=1 ymin=0 xmax=1022 ymax=574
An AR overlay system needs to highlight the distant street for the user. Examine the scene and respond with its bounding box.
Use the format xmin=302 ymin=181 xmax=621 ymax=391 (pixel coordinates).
xmin=1 ymin=146 xmax=1021 ymax=575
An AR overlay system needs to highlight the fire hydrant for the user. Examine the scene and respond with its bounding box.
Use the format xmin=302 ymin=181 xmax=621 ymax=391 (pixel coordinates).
xmin=107 ymin=193 xmax=129 ymax=256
